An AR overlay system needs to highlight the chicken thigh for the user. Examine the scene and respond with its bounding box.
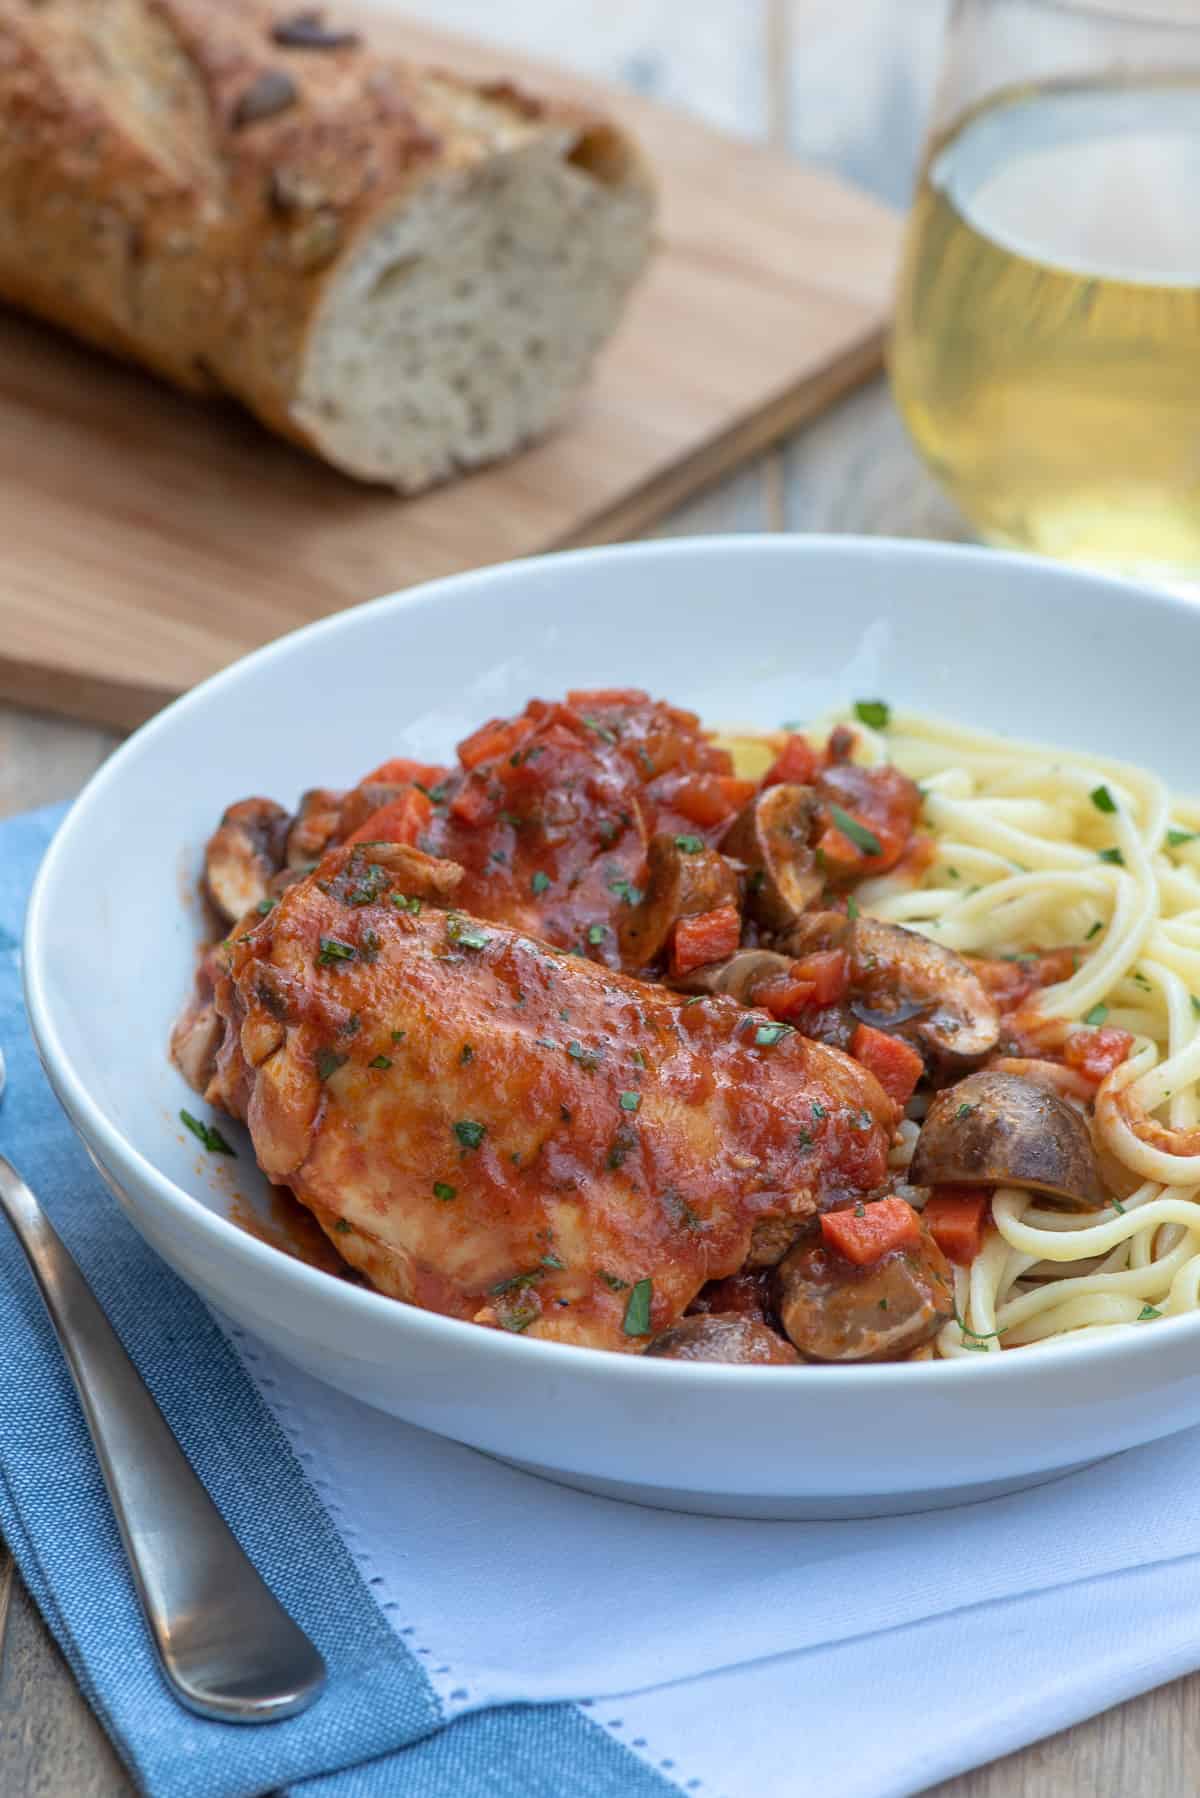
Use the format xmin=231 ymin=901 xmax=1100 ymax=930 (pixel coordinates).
xmin=208 ymin=842 xmax=897 ymax=1351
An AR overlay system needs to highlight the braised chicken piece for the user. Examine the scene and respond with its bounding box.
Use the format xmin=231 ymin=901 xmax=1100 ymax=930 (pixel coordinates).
xmin=206 ymin=841 xmax=897 ymax=1353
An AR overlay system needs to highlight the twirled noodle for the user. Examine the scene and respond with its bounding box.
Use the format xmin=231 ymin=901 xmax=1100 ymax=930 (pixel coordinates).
xmin=791 ymin=707 xmax=1200 ymax=1358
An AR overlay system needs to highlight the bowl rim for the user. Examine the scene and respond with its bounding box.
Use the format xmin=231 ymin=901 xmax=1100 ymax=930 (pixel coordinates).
xmin=24 ymin=530 xmax=1200 ymax=1391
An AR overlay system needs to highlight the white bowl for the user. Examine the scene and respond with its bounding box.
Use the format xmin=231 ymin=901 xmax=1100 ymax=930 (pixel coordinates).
xmin=25 ymin=536 xmax=1200 ymax=1519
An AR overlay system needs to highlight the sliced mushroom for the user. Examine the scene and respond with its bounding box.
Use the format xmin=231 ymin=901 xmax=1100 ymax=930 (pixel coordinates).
xmin=286 ymin=787 xmax=346 ymax=869
xmin=671 ymin=947 xmax=793 ymax=1004
xmin=910 ymin=1069 xmax=1105 ymax=1211
xmin=775 ymin=909 xmax=850 ymax=959
xmin=850 ymin=918 xmax=999 ymax=1060
xmin=203 ymin=798 xmax=290 ymax=924
xmin=774 ymin=1224 xmax=953 ymax=1362
xmin=618 ymin=833 xmax=740 ymax=969
xmin=721 ymin=784 xmax=821 ymax=930
xmin=643 ymin=1313 xmax=800 ymax=1365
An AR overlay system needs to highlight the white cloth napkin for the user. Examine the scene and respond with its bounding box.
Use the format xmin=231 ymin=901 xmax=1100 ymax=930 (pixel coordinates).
xmin=225 ymin=1324 xmax=1200 ymax=1798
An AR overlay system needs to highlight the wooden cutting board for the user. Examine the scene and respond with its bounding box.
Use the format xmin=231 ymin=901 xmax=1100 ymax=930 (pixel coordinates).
xmin=0 ymin=15 xmax=900 ymax=731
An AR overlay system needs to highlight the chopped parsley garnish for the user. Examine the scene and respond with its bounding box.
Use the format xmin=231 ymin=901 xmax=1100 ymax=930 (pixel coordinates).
xmin=796 ymin=1129 xmax=813 ymax=1148
xmin=588 ymin=924 xmax=608 ymax=945
xmin=1111 ymin=1197 xmax=1126 ymax=1215
xmin=846 ymin=896 xmax=859 ymax=921
xmin=361 ymin=929 xmax=380 ymax=963
xmin=432 ymin=1181 xmax=457 ymax=1202
xmin=608 ymin=878 xmax=644 ymax=907
xmin=413 ymin=781 xmax=448 ymax=804
xmin=681 ymin=995 xmax=705 ymax=1007
xmin=460 ymin=1044 xmax=474 ymax=1064
xmin=566 ymin=1040 xmax=601 ymax=1070
xmin=180 ymin=1109 xmax=236 ymax=1155
xmin=333 ymin=1218 xmax=352 ymax=1234
xmin=1084 ymin=1003 xmax=1108 ymax=1026
xmin=828 ymin=804 xmax=882 ymax=857
xmin=540 ymin=1253 xmax=565 ymax=1270
xmin=1090 ymin=784 xmax=1116 ymax=814
xmin=631 ymin=1049 xmax=646 ymax=1068
xmin=812 ymin=1102 xmax=827 ymax=1120
xmin=447 ymin=919 xmax=489 ymax=951
xmin=256 ymin=897 xmax=276 ymax=915
xmin=581 ymin=715 xmax=617 ymax=744
xmin=1192 ymin=996 xmax=1200 ymax=1018
xmin=369 ymin=1054 xmax=393 ymax=1070
xmin=315 ymin=1047 xmax=346 ymax=1081
xmin=390 ymin=893 xmax=422 ymax=915
xmin=317 ymin=936 xmax=356 ymax=965
xmin=1167 ymin=828 xmax=1198 ymax=848
xmin=596 ymin=820 xmax=619 ymax=846
xmin=673 ymin=835 xmax=704 ymax=854
xmin=1086 ymin=921 xmax=1103 ymax=940
xmin=531 ymin=870 xmax=551 ymax=896
xmin=598 ymin=1271 xmax=628 ymax=1292
xmin=453 ymin=1119 xmax=486 ymax=1150
xmin=619 ymin=1091 xmax=642 ymax=1112
xmin=1097 ymin=847 xmax=1124 ymax=866
xmin=952 ymin=1304 xmax=1003 ymax=1343
xmin=391 ymin=1029 xmax=407 ymax=1043
xmin=946 ymin=867 xmax=959 ymax=880
xmin=956 ymin=1102 xmax=975 ymax=1120
xmin=853 ymin=699 xmax=890 ymax=729
xmin=755 ymin=1022 xmax=795 ymax=1047
xmin=1138 ymin=1304 xmax=1163 ymax=1321
xmin=622 ymin=1277 xmax=653 ymax=1336
xmin=878 ymin=1297 xmax=889 ymax=1311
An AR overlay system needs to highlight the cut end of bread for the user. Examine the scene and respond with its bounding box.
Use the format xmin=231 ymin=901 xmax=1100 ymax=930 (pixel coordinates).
xmin=290 ymin=126 xmax=654 ymax=493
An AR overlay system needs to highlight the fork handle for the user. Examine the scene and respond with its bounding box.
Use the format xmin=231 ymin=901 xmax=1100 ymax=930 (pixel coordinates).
xmin=0 ymin=1154 xmax=325 ymax=1722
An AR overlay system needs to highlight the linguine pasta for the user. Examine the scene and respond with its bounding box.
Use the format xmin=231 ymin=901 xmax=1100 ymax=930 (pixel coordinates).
xmin=726 ymin=710 xmax=1200 ymax=1360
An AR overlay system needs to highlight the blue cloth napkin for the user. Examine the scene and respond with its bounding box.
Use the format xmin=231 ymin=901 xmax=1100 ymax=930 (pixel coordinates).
xmin=0 ymin=806 xmax=672 ymax=1798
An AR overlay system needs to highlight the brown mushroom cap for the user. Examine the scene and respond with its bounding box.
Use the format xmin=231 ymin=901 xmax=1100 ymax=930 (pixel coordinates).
xmin=910 ymin=1069 xmax=1105 ymax=1211
xmin=850 ymin=918 xmax=999 ymax=1060
xmin=643 ymin=1313 xmax=800 ymax=1365
xmin=670 ymin=947 xmax=794 ymax=1004
xmin=774 ymin=1226 xmax=954 ymax=1362
xmin=618 ymin=834 xmax=740 ymax=969
xmin=721 ymin=784 xmax=822 ymax=930
xmin=203 ymin=798 xmax=290 ymax=924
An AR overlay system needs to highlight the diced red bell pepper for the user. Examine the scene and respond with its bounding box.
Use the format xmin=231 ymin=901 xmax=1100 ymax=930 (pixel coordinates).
xmin=820 ymin=1195 xmax=921 ymax=1267
xmin=345 ymin=787 xmax=433 ymax=847
xmin=850 ymin=1023 xmax=924 ymax=1107
xmin=763 ymin=733 xmax=819 ymax=789
xmin=457 ymin=715 xmax=534 ymax=770
xmin=356 ymin=757 xmax=447 ymax=788
xmin=923 ymin=1188 xmax=991 ymax=1266
xmin=673 ymin=774 xmax=757 ymax=829
xmin=1063 ymin=1025 xmax=1135 ymax=1085
xmin=449 ymin=780 xmax=495 ymax=826
xmin=670 ymin=904 xmax=742 ymax=977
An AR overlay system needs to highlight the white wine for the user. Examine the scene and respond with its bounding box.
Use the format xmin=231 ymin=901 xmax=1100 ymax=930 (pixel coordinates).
xmin=890 ymin=78 xmax=1200 ymax=578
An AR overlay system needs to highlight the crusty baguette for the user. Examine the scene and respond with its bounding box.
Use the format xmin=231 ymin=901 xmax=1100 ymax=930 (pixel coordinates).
xmin=0 ymin=1 xmax=655 ymax=490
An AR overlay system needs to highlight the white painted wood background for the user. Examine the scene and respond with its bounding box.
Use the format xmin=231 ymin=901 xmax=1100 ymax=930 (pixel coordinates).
xmin=2 ymin=4 xmax=1194 ymax=1794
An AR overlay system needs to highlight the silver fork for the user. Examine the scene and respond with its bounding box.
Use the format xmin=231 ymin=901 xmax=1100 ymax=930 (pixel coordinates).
xmin=0 ymin=1046 xmax=326 ymax=1722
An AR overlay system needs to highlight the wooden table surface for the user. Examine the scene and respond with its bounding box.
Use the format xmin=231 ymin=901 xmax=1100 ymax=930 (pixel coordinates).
xmin=0 ymin=3 xmax=1192 ymax=1794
